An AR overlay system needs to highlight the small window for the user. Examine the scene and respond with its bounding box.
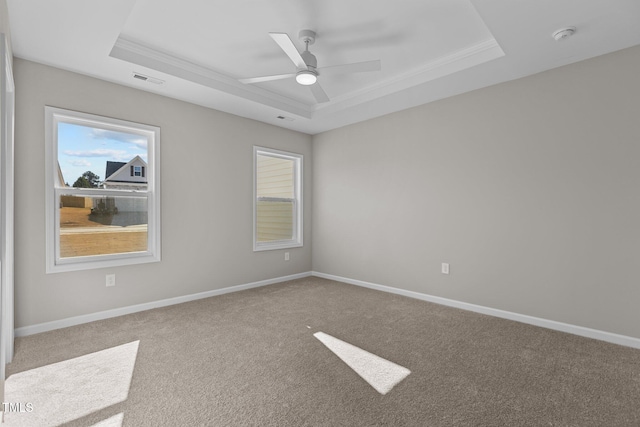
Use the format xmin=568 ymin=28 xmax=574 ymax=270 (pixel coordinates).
xmin=253 ymin=146 xmax=303 ymax=251
xmin=45 ymin=107 xmax=161 ymax=273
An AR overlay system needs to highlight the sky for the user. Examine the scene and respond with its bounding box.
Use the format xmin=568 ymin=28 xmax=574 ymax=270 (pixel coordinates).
xmin=58 ymin=122 xmax=148 ymax=186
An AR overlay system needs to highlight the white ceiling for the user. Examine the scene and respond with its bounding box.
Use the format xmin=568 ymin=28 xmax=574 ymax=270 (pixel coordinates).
xmin=6 ymin=0 xmax=640 ymax=135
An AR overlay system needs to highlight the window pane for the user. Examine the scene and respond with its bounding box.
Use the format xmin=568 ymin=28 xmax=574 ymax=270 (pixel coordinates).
xmin=57 ymin=122 xmax=148 ymax=190
xmin=59 ymin=195 xmax=148 ymax=258
xmin=256 ymin=153 xmax=295 ymax=243
xmin=256 ymin=154 xmax=293 ymax=199
xmin=256 ymin=200 xmax=294 ymax=242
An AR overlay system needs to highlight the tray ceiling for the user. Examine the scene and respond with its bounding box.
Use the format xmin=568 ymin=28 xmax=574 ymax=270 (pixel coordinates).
xmin=7 ymin=0 xmax=640 ymax=134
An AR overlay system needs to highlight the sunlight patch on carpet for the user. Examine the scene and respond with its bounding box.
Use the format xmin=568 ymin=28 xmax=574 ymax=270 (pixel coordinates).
xmin=3 ymin=341 xmax=139 ymax=427
xmin=90 ymin=412 xmax=124 ymax=427
xmin=314 ymin=332 xmax=410 ymax=395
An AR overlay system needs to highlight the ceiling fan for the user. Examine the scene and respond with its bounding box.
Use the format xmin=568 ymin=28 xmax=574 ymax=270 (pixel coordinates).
xmin=239 ymin=30 xmax=381 ymax=103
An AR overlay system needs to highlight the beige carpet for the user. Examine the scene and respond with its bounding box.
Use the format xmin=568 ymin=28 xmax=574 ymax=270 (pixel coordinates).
xmin=6 ymin=277 xmax=640 ymax=426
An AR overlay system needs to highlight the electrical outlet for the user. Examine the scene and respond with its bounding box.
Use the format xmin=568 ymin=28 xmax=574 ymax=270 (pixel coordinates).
xmin=441 ymin=263 xmax=450 ymax=275
xmin=284 ymin=252 xmax=290 ymax=261
xmin=106 ymin=274 xmax=116 ymax=287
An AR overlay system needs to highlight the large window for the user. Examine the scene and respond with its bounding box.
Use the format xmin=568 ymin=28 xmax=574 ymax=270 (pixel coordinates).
xmin=253 ymin=146 xmax=302 ymax=251
xmin=45 ymin=107 xmax=161 ymax=273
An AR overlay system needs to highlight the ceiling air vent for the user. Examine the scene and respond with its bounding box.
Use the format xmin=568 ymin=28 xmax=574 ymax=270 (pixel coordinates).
xmin=132 ymin=72 xmax=165 ymax=85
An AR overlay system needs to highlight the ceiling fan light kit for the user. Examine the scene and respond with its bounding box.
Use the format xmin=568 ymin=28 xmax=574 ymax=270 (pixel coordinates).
xmin=239 ymin=28 xmax=381 ymax=103
xmin=296 ymin=70 xmax=317 ymax=85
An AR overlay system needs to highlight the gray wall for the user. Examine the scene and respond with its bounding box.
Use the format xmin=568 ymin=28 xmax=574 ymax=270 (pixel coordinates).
xmin=14 ymin=59 xmax=312 ymax=328
xmin=312 ymin=45 xmax=640 ymax=339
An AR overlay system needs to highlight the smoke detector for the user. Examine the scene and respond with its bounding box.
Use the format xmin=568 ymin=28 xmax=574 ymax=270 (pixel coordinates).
xmin=552 ymin=27 xmax=576 ymax=41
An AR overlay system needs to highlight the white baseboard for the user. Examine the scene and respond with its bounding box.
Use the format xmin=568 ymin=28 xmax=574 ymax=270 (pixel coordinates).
xmin=312 ymin=271 xmax=640 ymax=350
xmin=15 ymin=271 xmax=312 ymax=337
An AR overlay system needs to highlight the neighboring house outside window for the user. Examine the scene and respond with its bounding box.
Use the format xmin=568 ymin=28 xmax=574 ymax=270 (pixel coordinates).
xmin=45 ymin=107 xmax=161 ymax=273
xmin=253 ymin=146 xmax=303 ymax=251
xmin=102 ymin=157 xmax=148 ymax=189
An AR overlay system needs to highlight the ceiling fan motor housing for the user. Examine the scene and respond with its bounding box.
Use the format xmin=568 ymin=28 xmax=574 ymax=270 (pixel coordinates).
xmin=301 ymin=50 xmax=317 ymax=69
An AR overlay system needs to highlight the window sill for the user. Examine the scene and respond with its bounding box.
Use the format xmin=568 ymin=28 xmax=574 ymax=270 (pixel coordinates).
xmin=253 ymin=241 xmax=303 ymax=252
xmin=46 ymin=252 xmax=160 ymax=274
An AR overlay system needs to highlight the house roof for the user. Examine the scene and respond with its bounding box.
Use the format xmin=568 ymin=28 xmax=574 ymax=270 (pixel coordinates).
xmin=105 ymin=161 xmax=127 ymax=181
xmin=104 ymin=156 xmax=147 ymax=182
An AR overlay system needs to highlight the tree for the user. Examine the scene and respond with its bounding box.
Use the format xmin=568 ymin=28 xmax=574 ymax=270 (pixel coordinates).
xmin=72 ymin=171 xmax=100 ymax=188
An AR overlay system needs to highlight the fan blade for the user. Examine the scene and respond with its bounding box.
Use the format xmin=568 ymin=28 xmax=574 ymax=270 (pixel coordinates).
xmin=239 ymin=73 xmax=296 ymax=84
xmin=310 ymin=83 xmax=330 ymax=103
xmin=318 ymin=59 xmax=381 ymax=76
xmin=269 ymin=32 xmax=308 ymax=69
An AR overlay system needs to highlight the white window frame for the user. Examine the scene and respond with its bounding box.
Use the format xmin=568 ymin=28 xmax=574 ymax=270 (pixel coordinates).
xmin=45 ymin=106 xmax=161 ymax=273
xmin=133 ymin=165 xmax=142 ymax=177
xmin=253 ymin=146 xmax=303 ymax=251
